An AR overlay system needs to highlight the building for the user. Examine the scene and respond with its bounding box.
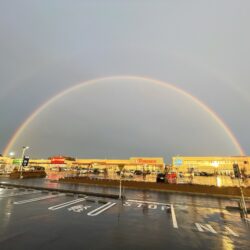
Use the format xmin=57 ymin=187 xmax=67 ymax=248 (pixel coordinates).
xmin=172 ymin=156 xmax=250 ymax=175
xmin=4 ymin=156 xmax=165 ymax=172
xmin=0 ymin=156 xmax=13 ymax=165
xmin=71 ymin=157 xmax=165 ymax=172
xmin=0 ymin=156 xmax=15 ymax=173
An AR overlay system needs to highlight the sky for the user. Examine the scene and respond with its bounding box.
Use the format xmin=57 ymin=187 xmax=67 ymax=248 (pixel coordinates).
xmin=0 ymin=0 xmax=250 ymax=162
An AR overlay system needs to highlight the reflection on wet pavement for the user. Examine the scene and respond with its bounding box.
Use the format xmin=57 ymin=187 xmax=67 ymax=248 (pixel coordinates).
xmin=44 ymin=171 xmax=250 ymax=187
xmin=0 ymin=178 xmax=249 ymax=250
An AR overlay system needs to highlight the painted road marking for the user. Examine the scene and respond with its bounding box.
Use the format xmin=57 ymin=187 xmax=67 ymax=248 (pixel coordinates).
xmin=0 ymin=190 xmax=41 ymax=198
xmin=87 ymin=202 xmax=116 ymax=217
xmin=48 ymin=198 xmax=86 ymax=211
xmin=126 ymin=200 xmax=240 ymax=234
xmin=124 ymin=201 xmax=170 ymax=210
xmin=0 ymin=187 xmax=17 ymax=190
xmin=224 ymin=226 xmax=239 ymax=237
xmin=161 ymin=206 xmax=170 ymax=211
xmin=148 ymin=204 xmax=157 ymax=209
xmin=194 ymin=224 xmax=239 ymax=237
xmin=14 ymin=193 xmax=65 ymax=204
xmin=68 ymin=205 xmax=92 ymax=213
xmin=171 ymin=204 xmax=178 ymax=229
xmin=127 ymin=199 xmax=170 ymax=206
xmin=126 ymin=199 xmax=177 ymax=228
xmin=195 ymin=223 xmax=217 ymax=234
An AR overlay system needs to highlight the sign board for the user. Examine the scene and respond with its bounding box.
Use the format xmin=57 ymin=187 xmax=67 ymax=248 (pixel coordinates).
xmin=131 ymin=158 xmax=164 ymax=164
xmin=22 ymin=156 xmax=30 ymax=167
xmin=174 ymin=159 xmax=183 ymax=166
xmin=51 ymin=157 xmax=65 ymax=164
xmin=136 ymin=159 xmax=156 ymax=164
xmin=13 ymin=159 xmax=22 ymax=165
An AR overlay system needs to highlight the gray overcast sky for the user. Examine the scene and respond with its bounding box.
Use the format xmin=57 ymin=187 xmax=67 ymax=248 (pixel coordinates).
xmin=0 ymin=0 xmax=249 ymax=162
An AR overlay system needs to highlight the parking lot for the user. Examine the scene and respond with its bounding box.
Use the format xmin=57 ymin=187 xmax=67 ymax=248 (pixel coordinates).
xmin=0 ymin=182 xmax=249 ymax=250
xmin=44 ymin=169 xmax=250 ymax=187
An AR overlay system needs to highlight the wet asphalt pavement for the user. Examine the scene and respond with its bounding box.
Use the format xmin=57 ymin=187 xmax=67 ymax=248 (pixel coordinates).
xmin=0 ymin=178 xmax=249 ymax=250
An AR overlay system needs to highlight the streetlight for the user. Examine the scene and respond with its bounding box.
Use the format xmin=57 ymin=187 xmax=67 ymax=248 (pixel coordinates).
xmin=118 ymin=164 xmax=124 ymax=199
xmin=19 ymin=146 xmax=29 ymax=179
xmin=233 ymin=163 xmax=248 ymax=219
xmin=9 ymin=152 xmax=15 ymax=158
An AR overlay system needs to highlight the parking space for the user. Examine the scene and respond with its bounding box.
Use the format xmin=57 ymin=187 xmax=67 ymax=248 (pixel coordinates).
xmin=0 ymin=187 xmax=249 ymax=249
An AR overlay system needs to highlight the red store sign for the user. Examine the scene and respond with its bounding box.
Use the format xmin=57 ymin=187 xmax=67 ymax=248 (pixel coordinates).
xmin=136 ymin=159 xmax=157 ymax=164
xmin=51 ymin=157 xmax=65 ymax=164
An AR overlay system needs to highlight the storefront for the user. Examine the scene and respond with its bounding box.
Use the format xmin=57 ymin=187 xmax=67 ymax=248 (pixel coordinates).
xmin=172 ymin=156 xmax=250 ymax=175
xmin=71 ymin=157 xmax=165 ymax=172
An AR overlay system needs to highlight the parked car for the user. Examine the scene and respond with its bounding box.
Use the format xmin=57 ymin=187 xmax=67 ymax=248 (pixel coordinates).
xmin=166 ymin=172 xmax=177 ymax=184
xmin=178 ymin=172 xmax=184 ymax=178
xmin=134 ymin=170 xmax=143 ymax=175
xmin=144 ymin=170 xmax=151 ymax=175
xmin=121 ymin=171 xmax=133 ymax=178
xmin=156 ymin=173 xmax=166 ymax=183
xmin=50 ymin=167 xmax=59 ymax=171
xmin=93 ymin=168 xmax=100 ymax=174
xmin=71 ymin=167 xmax=81 ymax=172
xmin=200 ymin=172 xmax=213 ymax=176
xmin=29 ymin=166 xmax=45 ymax=171
xmin=80 ymin=168 xmax=88 ymax=174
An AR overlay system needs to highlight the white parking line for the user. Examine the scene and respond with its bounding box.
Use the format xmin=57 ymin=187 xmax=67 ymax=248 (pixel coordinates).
xmin=171 ymin=204 xmax=178 ymax=229
xmin=127 ymin=199 xmax=170 ymax=206
xmin=0 ymin=190 xmax=41 ymax=198
xmin=87 ymin=202 xmax=116 ymax=216
xmin=14 ymin=193 xmax=65 ymax=204
xmin=48 ymin=198 xmax=86 ymax=211
xmin=224 ymin=226 xmax=239 ymax=237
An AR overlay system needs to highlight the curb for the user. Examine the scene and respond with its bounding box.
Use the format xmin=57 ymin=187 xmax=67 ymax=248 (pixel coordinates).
xmin=0 ymin=182 xmax=123 ymax=200
xmin=57 ymin=179 xmax=250 ymax=200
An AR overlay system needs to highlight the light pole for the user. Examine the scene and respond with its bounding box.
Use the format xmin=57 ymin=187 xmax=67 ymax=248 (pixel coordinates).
xmin=233 ymin=163 xmax=248 ymax=219
xmin=143 ymin=164 xmax=147 ymax=181
xmin=118 ymin=164 xmax=124 ymax=199
xmin=238 ymin=177 xmax=248 ymax=218
xmin=19 ymin=146 xmax=29 ymax=179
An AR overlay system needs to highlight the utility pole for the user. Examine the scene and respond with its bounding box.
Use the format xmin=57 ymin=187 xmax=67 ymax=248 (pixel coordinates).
xmin=233 ymin=163 xmax=248 ymax=219
xmin=118 ymin=164 xmax=124 ymax=199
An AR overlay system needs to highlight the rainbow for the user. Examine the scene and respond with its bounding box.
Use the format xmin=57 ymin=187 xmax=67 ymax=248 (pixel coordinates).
xmin=3 ymin=75 xmax=245 ymax=156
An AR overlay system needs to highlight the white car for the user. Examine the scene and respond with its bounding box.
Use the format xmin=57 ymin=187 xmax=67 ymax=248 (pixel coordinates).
xmin=80 ymin=169 xmax=88 ymax=174
xmin=121 ymin=172 xmax=133 ymax=178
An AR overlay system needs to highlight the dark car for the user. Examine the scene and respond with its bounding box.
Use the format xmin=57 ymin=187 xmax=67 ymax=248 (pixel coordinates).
xmin=199 ymin=172 xmax=207 ymax=176
xmin=156 ymin=173 xmax=166 ymax=183
xmin=30 ymin=166 xmax=45 ymax=171
xmin=93 ymin=168 xmax=100 ymax=174
xmin=200 ymin=172 xmax=213 ymax=176
xmin=134 ymin=170 xmax=143 ymax=175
